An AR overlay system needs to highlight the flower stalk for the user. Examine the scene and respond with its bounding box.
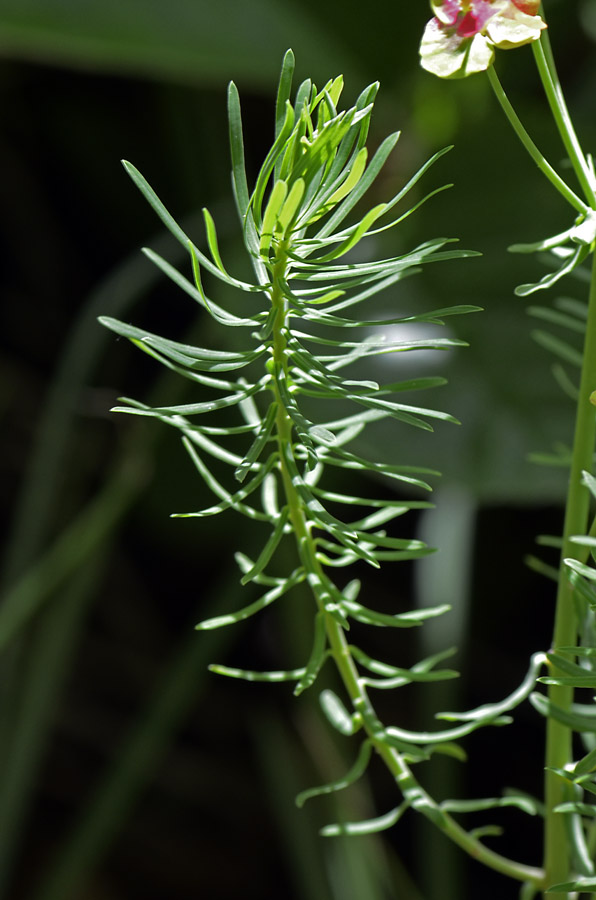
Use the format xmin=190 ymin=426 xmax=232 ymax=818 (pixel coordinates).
xmin=531 ymin=30 xmax=596 ymax=208
xmin=485 ymin=65 xmax=586 ymax=214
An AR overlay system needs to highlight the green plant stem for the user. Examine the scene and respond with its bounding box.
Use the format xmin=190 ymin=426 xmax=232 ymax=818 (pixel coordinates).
xmin=486 ymin=66 xmax=586 ymax=216
xmin=532 ymin=28 xmax=596 ymax=209
xmin=544 ymin=249 xmax=596 ymax=893
xmin=269 ymin=247 xmax=544 ymax=890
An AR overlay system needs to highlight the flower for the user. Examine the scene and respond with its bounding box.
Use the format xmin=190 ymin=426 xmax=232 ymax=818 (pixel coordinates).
xmin=420 ymin=0 xmax=547 ymax=79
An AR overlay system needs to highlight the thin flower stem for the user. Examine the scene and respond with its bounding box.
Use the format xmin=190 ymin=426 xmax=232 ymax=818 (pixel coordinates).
xmin=544 ymin=247 xmax=596 ymax=892
xmin=269 ymin=244 xmax=545 ymax=892
xmin=486 ymin=66 xmax=586 ymax=215
xmin=532 ymin=27 xmax=596 ymax=208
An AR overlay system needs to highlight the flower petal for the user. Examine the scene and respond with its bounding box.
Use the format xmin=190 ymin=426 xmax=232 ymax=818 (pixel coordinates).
xmin=420 ymin=19 xmax=494 ymax=79
xmin=465 ymin=31 xmax=496 ymax=73
xmin=511 ymin=0 xmax=541 ymax=15
xmin=431 ymin=0 xmax=462 ymax=27
xmin=487 ymin=8 xmax=547 ymax=48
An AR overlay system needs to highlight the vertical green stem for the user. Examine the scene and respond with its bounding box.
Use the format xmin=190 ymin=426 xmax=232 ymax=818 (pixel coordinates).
xmin=544 ymin=248 xmax=596 ymax=893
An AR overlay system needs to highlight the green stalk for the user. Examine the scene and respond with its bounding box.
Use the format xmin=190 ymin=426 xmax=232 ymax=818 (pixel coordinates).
xmin=486 ymin=66 xmax=586 ymax=215
xmin=543 ymin=249 xmax=596 ymax=893
xmin=269 ymin=246 xmax=544 ymax=890
xmin=532 ymin=28 xmax=596 ymax=209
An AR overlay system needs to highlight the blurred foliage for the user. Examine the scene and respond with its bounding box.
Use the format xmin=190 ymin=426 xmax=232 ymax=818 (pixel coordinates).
xmin=1 ymin=0 xmax=595 ymax=898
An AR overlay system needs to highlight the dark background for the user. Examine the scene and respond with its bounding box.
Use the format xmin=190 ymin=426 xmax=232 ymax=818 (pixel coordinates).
xmin=1 ymin=1 xmax=595 ymax=897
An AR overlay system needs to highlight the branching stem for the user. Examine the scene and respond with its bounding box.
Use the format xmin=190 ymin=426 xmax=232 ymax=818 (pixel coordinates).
xmin=269 ymin=245 xmax=544 ymax=890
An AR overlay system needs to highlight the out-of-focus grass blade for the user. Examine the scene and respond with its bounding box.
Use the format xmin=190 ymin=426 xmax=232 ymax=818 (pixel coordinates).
xmin=0 ymin=0 xmax=348 ymax=87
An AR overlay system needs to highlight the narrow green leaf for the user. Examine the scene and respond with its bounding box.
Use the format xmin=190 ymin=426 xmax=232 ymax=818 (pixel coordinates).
xmin=280 ymin=445 xmax=379 ymax=567
xmin=469 ymin=826 xmax=503 ymax=840
xmin=203 ymin=208 xmax=230 ymax=277
xmin=532 ymin=329 xmax=583 ymax=367
xmin=294 ymin=611 xmax=328 ymax=695
xmin=546 ymin=879 xmax=596 ymax=892
xmin=555 ymin=801 xmax=596 ymax=816
xmin=235 ymin=403 xmax=278 ymax=482
xmin=145 ymin=246 xmax=257 ymax=327
xmin=565 ymin=558 xmax=596 ymax=581
xmin=277 ymin=177 xmax=306 ymax=235
xmin=350 ymin=645 xmax=457 ymax=679
xmin=209 ymin=664 xmax=306 ymax=682
xmin=174 ymin=439 xmax=275 ymax=521
xmin=197 ymin=567 xmax=305 ymax=630
xmin=515 ymin=243 xmax=589 ymax=297
xmin=314 ymin=203 xmax=388 ymax=263
xmin=568 ymin=569 xmax=596 ymax=609
xmin=107 ymin=337 xmax=237 ymax=390
xmin=240 ymin=507 xmax=291 ymax=585
xmin=138 ymin=414 xmax=246 ymax=468
xmin=536 ymin=534 xmax=563 ymax=549
xmin=574 ymin=746 xmax=596 ymax=775
xmin=139 ymin=384 xmax=265 ymax=420
xmin=361 ymin=665 xmax=459 ymax=690
xmin=509 ymin=225 xmax=577 ymax=254
xmin=122 ymin=160 xmax=258 ymax=291
xmin=228 ymin=81 xmax=250 ymax=217
xmin=296 ymin=740 xmax=373 ymax=808
xmin=342 ymin=600 xmax=450 ymax=629
xmin=304 ymin=147 xmax=369 ymax=226
xmin=527 ymin=304 xmax=586 ymax=334
xmin=440 ymin=796 xmax=539 ymax=816
xmin=275 ymin=375 xmax=320 ymax=469
xmin=363 ymin=184 xmax=453 ymax=239
xmin=347 ymin=506 xmax=417 ymax=532
xmin=294 ymin=77 xmax=312 ymax=113
xmin=251 ymin=100 xmax=295 ymax=227
xmin=438 ymin=653 xmax=546 ymax=722
xmin=348 ymin=532 xmax=426 ymax=551
xmin=552 ymin=360 xmax=578 ymax=398
xmin=546 ymin=652 xmax=594 ymax=678
xmin=583 ymin=469 xmax=596 ymax=500
xmin=524 ymin=554 xmax=560 ymax=583
xmin=315 ymin=132 xmax=399 ymax=239
xmin=570 ymin=536 xmax=596 ymax=548
xmin=100 ymin=315 xmax=264 ymax=372
xmin=320 ymin=802 xmax=409 ymax=837
xmin=539 ymin=676 xmax=596 ymax=687
xmin=530 ymin=692 xmax=596 ymax=731
xmin=311 ymin=487 xmax=432 ymax=512
xmin=319 ymin=689 xmax=360 ymax=735
xmin=259 ymin=178 xmax=288 ymax=255
xmin=275 ymin=50 xmax=295 ymax=143
xmin=385 ymin=716 xmax=512 ymax=746
xmin=234 ymin=552 xmax=282 ymax=587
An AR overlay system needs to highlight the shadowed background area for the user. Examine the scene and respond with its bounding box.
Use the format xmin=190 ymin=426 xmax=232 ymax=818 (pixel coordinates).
xmin=1 ymin=1 xmax=595 ymax=897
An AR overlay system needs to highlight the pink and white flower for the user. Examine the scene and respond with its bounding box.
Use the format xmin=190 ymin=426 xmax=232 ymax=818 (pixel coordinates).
xmin=420 ymin=0 xmax=547 ymax=79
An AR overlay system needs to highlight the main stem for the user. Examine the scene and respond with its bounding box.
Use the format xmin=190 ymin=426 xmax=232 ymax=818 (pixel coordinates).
xmin=544 ymin=248 xmax=596 ymax=894
xmin=269 ymin=246 xmax=543 ymax=890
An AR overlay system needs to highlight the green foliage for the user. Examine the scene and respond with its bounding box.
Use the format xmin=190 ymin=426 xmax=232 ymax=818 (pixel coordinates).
xmin=101 ymin=50 xmax=550 ymax=889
